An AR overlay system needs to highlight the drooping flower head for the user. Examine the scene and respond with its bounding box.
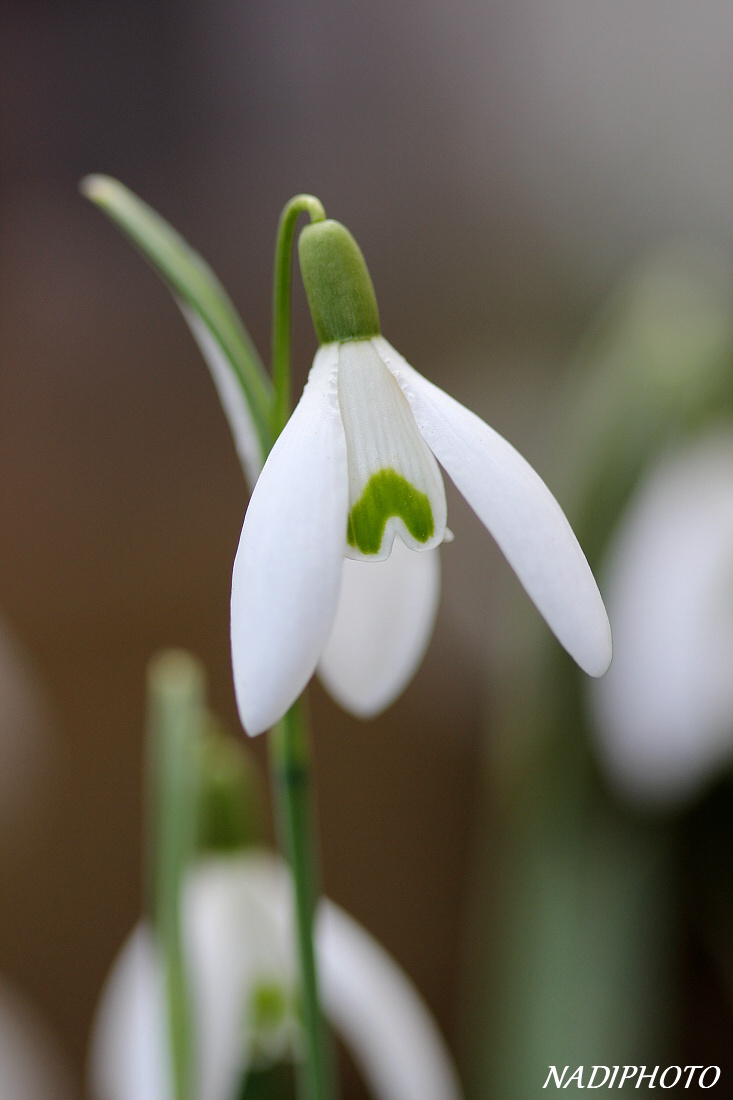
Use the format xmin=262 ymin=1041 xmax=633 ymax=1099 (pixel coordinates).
xmin=232 ymin=218 xmax=612 ymax=735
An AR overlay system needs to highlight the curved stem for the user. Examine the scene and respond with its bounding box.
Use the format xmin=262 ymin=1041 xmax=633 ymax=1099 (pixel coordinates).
xmin=271 ymin=194 xmax=326 ymax=436
xmin=268 ymin=193 xmax=337 ymax=1100
xmin=270 ymin=702 xmax=336 ymax=1100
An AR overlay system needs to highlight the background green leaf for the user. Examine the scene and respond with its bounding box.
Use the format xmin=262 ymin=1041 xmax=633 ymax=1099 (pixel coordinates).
xmin=81 ymin=175 xmax=274 ymax=485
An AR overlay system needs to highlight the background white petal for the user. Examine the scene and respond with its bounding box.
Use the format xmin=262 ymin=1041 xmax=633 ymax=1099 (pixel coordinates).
xmin=186 ymin=855 xmax=464 ymax=1100
xmin=178 ymin=302 xmax=264 ymax=490
xmin=375 ymin=338 xmax=612 ymax=678
xmin=88 ymin=858 xmax=295 ymax=1100
xmin=231 ymin=346 xmax=348 ymax=735
xmin=318 ymin=541 xmax=441 ymax=718
xmin=591 ymin=432 xmax=733 ymax=805
xmin=183 ymin=856 xmax=297 ymax=1100
xmin=89 ymin=855 xmax=463 ymax=1100
xmin=87 ymin=925 xmax=172 ymax=1100
xmin=317 ymin=901 xmax=463 ymax=1100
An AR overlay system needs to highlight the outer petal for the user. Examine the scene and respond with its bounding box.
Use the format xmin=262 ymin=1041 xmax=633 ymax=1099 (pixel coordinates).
xmin=187 ymin=855 xmax=464 ymax=1100
xmin=87 ymin=925 xmax=172 ymax=1100
xmin=318 ymin=541 xmax=441 ymax=718
xmin=89 ymin=856 xmax=463 ymax=1100
xmin=591 ymin=432 xmax=733 ymax=805
xmin=179 ymin=302 xmax=264 ymax=488
xmin=182 ymin=856 xmax=297 ymax=1100
xmin=231 ymin=345 xmax=348 ymax=735
xmin=87 ymin=860 xmax=294 ymax=1100
xmin=375 ymin=337 xmax=612 ymax=677
xmin=317 ymin=902 xmax=463 ymax=1100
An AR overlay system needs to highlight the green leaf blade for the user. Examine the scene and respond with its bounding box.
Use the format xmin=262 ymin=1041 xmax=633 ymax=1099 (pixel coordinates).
xmin=81 ymin=174 xmax=275 ymax=475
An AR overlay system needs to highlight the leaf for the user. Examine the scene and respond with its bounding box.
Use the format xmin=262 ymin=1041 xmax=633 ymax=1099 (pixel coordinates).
xmin=146 ymin=650 xmax=206 ymax=1100
xmin=81 ymin=175 xmax=274 ymax=485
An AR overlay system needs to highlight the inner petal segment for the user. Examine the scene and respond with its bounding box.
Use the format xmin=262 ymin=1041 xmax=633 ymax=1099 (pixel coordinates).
xmin=337 ymin=341 xmax=447 ymax=561
xmin=347 ymin=468 xmax=435 ymax=555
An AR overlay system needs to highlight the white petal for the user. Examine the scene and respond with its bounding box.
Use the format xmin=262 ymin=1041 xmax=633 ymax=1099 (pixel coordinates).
xmin=186 ymin=854 xmax=464 ymax=1100
xmin=183 ymin=856 xmax=298 ymax=1100
xmin=375 ymin=337 xmax=612 ymax=677
xmin=178 ymin=302 xmax=264 ymax=489
xmin=317 ymin=902 xmax=463 ymax=1100
xmin=87 ymin=925 xmax=172 ymax=1100
xmin=231 ymin=345 xmax=348 ymax=735
xmin=318 ymin=541 xmax=441 ymax=718
xmin=89 ymin=856 xmax=463 ymax=1100
xmin=337 ymin=340 xmax=446 ymax=560
xmin=591 ymin=432 xmax=733 ymax=805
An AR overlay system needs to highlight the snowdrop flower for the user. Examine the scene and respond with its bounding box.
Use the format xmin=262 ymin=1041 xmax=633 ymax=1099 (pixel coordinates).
xmin=232 ymin=220 xmax=612 ymax=734
xmin=591 ymin=430 xmax=733 ymax=805
xmin=89 ymin=852 xmax=463 ymax=1100
xmin=79 ymin=179 xmax=609 ymax=732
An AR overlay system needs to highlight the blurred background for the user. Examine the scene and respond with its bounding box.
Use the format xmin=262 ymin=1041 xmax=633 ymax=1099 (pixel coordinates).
xmin=4 ymin=2 xmax=733 ymax=1096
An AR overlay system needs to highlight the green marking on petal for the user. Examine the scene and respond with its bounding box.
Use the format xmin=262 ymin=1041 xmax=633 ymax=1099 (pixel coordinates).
xmin=347 ymin=468 xmax=435 ymax=555
xmin=251 ymin=981 xmax=289 ymax=1032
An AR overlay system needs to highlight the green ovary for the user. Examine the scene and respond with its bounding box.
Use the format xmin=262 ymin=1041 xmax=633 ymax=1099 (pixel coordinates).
xmin=346 ymin=468 xmax=435 ymax=555
xmin=251 ymin=981 xmax=289 ymax=1031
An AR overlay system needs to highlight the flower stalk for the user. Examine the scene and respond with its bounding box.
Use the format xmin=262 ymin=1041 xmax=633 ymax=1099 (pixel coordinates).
xmin=272 ymin=194 xmax=326 ymax=435
xmin=269 ymin=195 xmax=338 ymax=1100
xmin=269 ymin=701 xmax=336 ymax=1100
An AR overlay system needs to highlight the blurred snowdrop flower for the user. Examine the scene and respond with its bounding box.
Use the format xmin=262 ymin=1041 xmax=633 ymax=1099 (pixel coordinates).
xmin=232 ymin=220 xmax=612 ymax=734
xmin=0 ymin=979 xmax=75 ymax=1100
xmin=89 ymin=852 xmax=463 ymax=1100
xmin=591 ymin=430 xmax=733 ymax=805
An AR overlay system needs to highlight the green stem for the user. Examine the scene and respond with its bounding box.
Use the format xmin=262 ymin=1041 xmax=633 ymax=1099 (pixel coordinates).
xmin=271 ymin=194 xmax=326 ymax=436
xmin=268 ymin=193 xmax=337 ymax=1100
xmin=269 ymin=702 xmax=335 ymax=1100
xmin=146 ymin=650 xmax=205 ymax=1100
